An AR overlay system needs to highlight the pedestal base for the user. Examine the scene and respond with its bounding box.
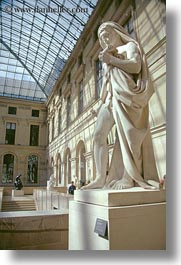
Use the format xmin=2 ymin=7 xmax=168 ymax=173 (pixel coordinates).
xmin=12 ymin=190 xmax=24 ymax=197
xmin=69 ymin=188 xmax=166 ymax=250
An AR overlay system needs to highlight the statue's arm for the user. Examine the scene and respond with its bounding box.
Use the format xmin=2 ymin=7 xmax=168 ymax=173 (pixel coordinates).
xmin=99 ymin=42 xmax=141 ymax=74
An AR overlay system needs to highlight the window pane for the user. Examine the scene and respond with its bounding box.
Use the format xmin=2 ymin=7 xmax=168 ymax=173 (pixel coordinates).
xmin=8 ymin=106 xmax=17 ymax=115
xmin=2 ymin=154 xmax=14 ymax=183
xmin=11 ymin=123 xmax=16 ymax=130
xmin=5 ymin=123 xmax=16 ymax=144
xmin=30 ymin=125 xmax=39 ymax=146
xmin=27 ymin=155 xmax=38 ymax=184
xmin=32 ymin=109 xmax=39 ymax=117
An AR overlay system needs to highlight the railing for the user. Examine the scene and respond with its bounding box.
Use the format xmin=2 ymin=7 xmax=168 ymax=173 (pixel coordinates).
xmin=33 ymin=188 xmax=73 ymax=211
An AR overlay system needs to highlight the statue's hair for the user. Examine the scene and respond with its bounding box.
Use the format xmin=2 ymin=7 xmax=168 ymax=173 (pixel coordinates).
xmin=98 ymin=21 xmax=136 ymax=48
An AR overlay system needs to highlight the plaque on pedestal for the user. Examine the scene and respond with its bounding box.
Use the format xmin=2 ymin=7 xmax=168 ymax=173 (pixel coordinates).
xmin=94 ymin=218 xmax=108 ymax=239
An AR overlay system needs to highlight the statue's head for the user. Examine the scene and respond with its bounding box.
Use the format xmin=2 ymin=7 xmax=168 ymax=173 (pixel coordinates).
xmin=98 ymin=21 xmax=135 ymax=49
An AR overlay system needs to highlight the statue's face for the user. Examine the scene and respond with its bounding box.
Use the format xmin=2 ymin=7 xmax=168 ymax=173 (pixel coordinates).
xmin=99 ymin=26 xmax=121 ymax=48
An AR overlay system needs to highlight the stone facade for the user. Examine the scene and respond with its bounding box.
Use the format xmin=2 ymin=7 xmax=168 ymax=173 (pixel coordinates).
xmin=47 ymin=0 xmax=166 ymax=188
xmin=0 ymin=97 xmax=47 ymax=186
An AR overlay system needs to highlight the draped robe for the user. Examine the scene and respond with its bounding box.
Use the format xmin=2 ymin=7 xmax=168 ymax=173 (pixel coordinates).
xmin=98 ymin=22 xmax=159 ymax=186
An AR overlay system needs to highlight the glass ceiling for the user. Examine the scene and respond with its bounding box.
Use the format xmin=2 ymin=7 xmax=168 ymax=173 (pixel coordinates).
xmin=0 ymin=0 xmax=98 ymax=101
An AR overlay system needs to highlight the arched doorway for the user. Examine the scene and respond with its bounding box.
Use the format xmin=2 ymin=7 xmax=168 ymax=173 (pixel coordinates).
xmin=76 ymin=140 xmax=86 ymax=186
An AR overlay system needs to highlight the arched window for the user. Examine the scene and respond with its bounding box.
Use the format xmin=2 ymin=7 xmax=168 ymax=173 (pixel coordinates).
xmin=27 ymin=155 xmax=38 ymax=184
xmin=2 ymin=154 xmax=14 ymax=183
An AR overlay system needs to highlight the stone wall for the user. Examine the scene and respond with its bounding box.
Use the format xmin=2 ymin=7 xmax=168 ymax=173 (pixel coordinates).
xmin=0 ymin=210 xmax=68 ymax=250
xmin=0 ymin=97 xmax=47 ymax=186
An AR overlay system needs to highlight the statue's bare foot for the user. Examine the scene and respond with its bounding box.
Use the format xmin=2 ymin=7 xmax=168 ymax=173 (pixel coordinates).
xmin=81 ymin=178 xmax=105 ymax=190
xmin=108 ymin=178 xmax=134 ymax=189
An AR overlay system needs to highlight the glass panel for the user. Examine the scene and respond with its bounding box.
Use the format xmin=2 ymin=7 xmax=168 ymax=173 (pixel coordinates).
xmin=1 ymin=64 xmax=8 ymax=71
xmin=32 ymin=109 xmax=40 ymax=117
xmin=2 ymin=154 xmax=14 ymax=184
xmin=0 ymin=71 xmax=6 ymax=77
xmin=8 ymin=106 xmax=17 ymax=115
xmin=27 ymin=155 xmax=38 ymax=184
xmin=5 ymin=123 xmax=16 ymax=144
xmin=30 ymin=125 xmax=39 ymax=146
xmin=0 ymin=77 xmax=5 ymax=85
xmin=7 ymin=65 xmax=16 ymax=72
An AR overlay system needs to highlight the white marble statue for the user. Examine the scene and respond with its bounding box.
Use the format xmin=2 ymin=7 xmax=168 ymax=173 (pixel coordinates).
xmin=47 ymin=174 xmax=56 ymax=190
xmin=82 ymin=21 xmax=159 ymax=190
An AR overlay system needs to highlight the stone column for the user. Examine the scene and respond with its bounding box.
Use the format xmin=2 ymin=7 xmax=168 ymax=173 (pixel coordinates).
xmin=60 ymin=162 xmax=65 ymax=187
xmin=69 ymin=157 xmax=78 ymax=187
xmin=54 ymin=163 xmax=58 ymax=186
xmin=84 ymin=151 xmax=93 ymax=183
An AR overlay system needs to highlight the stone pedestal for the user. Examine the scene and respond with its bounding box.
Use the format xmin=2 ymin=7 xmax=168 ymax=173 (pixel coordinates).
xmin=69 ymin=188 xmax=166 ymax=250
xmin=12 ymin=190 xmax=24 ymax=197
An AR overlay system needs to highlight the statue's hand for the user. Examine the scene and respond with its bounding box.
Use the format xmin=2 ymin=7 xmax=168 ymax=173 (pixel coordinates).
xmin=99 ymin=51 xmax=112 ymax=64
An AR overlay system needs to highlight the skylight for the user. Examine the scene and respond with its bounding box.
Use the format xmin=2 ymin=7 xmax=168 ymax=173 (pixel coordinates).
xmin=0 ymin=0 xmax=98 ymax=101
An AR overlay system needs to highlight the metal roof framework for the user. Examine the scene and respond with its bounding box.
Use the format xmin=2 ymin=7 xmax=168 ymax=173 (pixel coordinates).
xmin=0 ymin=0 xmax=98 ymax=101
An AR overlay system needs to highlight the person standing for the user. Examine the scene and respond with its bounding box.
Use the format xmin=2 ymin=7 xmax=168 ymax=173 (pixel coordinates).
xmin=68 ymin=181 xmax=76 ymax=195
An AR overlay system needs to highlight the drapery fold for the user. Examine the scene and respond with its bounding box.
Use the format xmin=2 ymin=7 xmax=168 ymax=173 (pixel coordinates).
xmin=98 ymin=22 xmax=159 ymax=186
